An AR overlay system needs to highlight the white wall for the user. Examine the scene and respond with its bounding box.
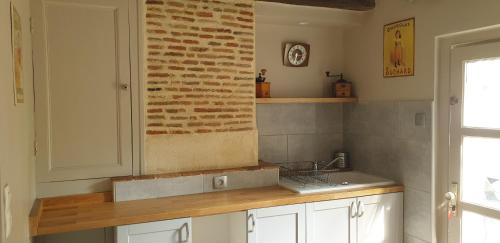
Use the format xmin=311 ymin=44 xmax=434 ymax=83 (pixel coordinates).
xmin=256 ymin=23 xmax=344 ymax=98
xmin=0 ymin=0 xmax=35 ymax=242
xmin=344 ymin=0 xmax=500 ymax=101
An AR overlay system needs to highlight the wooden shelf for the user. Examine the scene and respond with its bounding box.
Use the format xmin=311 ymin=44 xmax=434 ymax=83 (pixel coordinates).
xmin=256 ymin=97 xmax=357 ymax=104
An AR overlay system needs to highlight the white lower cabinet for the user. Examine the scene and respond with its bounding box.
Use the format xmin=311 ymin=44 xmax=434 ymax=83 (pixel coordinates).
xmin=306 ymin=192 xmax=403 ymax=243
xmin=357 ymin=193 xmax=403 ymax=243
xmin=116 ymin=218 xmax=191 ymax=243
xmin=113 ymin=193 xmax=402 ymax=243
xmin=247 ymin=204 xmax=306 ymax=243
xmin=306 ymin=198 xmax=357 ymax=243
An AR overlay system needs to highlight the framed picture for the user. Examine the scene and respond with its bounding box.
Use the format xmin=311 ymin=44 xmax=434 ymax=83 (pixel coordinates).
xmin=383 ymin=18 xmax=415 ymax=78
xmin=10 ymin=2 xmax=24 ymax=104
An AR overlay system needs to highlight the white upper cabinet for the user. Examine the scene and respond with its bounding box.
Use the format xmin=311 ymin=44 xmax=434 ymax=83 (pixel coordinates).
xmin=306 ymin=198 xmax=357 ymax=243
xmin=247 ymin=204 xmax=306 ymax=243
xmin=357 ymin=193 xmax=404 ymax=243
xmin=116 ymin=218 xmax=192 ymax=243
xmin=31 ymin=0 xmax=133 ymax=182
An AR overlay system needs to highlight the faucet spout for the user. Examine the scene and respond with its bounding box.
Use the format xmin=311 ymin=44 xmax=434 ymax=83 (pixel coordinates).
xmin=322 ymin=157 xmax=342 ymax=170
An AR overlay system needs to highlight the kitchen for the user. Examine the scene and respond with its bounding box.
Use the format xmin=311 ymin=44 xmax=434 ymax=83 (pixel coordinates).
xmin=1 ymin=0 xmax=500 ymax=243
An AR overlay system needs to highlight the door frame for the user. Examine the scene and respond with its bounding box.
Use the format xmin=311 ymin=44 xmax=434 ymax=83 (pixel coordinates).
xmin=435 ymin=24 xmax=500 ymax=243
xmin=130 ymin=0 xmax=142 ymax=176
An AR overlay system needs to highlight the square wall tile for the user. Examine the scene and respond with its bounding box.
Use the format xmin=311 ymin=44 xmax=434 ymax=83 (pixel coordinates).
xmin=287 ymin=134 xmax=318 ymax=162
xmin=203 ymin=169 xmax=279 ymax=192
xmin=259 ymin=135 xmax=287 ymax=163
xmin=113 ymin=175 xmax=203 ymax=202
xmin=397 ymin=101 xmax=432 ymax=142
xmin=404 ymin=188 xmax=432 ymax=242
xmin=257 ymin=104 xmax=316 ymax=135
xmin=154 ymin=176 xmax=205 ymax=199
xmin=316 ymin=133 xmax=343 ymax=161
xmin=316 ymin=104 xmax=343 ymax=133
xmin=344 ymin=102 xmax=398 ymax=137
xmin=395 ymin=138 xmax=432 ymax=192
xmin=113 ymin=180 xmax=158 ymax=202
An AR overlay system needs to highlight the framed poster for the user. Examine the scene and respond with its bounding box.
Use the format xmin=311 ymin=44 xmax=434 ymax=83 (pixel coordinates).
xmin=10 ymin=2 xmax=24 ymax=104
xmin=383 ymin=18 xmax=415 ymax=78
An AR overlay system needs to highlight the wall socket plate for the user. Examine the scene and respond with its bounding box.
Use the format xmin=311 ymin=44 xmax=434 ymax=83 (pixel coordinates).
xmin=414 ymin=112 xmax=426 ymax=127
xmin=213 ymin=175 xmax=228 ymax=189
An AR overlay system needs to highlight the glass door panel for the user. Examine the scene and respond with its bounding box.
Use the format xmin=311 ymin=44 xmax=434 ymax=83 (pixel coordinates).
xmin=463 ymin=58 xmax=500 ymax=129
xmin=462 ymin=136 xmax=500 ymax=211
xmin=462 ymin=210 xmax=500 ymax=243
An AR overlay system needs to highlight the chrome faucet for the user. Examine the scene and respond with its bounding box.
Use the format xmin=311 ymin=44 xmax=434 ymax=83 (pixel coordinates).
xmin=312 ymin=157 xmax=343 ymax=171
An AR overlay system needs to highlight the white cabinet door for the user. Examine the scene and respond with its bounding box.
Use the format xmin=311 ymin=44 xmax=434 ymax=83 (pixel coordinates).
xmin=31 ymin=0 xmax=133 ymax=182
xmin=357 ymin=193 xmax=403 ymax=243
xmin=116 ymin=218 xmax=191 ymax=243
xmin=306 ymin=198 xmax=357 ymax=243
xmin=248 ymin=204 xmax=306 ymax=243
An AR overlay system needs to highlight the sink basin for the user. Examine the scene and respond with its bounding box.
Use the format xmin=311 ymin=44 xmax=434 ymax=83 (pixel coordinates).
xmin=279 ymin=170 xmax=395 ymax=194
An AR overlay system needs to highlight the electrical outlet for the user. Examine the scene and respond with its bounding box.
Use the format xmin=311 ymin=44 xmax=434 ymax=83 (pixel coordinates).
xmin=213 ymin=175 xmax=228 ymax=189
xmin=414 ymin=112 xmax=426 ymax=127
xmin=3 ymin=184 xmax=12 ymax=239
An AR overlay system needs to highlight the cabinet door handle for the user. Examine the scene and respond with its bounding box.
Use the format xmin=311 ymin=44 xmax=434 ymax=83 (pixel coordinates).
xmin=181 ymin=223 xmax=189 ymax=243
xmin=350 ymin=201 xmax=357 ymax=218
xmin=247 ymin=214 xmax=256 ymax=233
xmin=357 ymin=201 xmax=365 ymax=218
xmin=120 ymin=83 xmax=129 ymax=90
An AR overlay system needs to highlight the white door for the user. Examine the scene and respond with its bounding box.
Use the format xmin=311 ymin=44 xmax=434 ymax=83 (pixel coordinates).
xmin=247 ymin=204 xmax=306 ymax=243
xmin=357 ymin=193 xmax=403 ymax=243
xmin=306 ymin=198 xmax=357 ymax=243
xmin=448 ymin=41 xmax=500 ymax=243
xmin=116 ymin=218 xmax=192 ymax=243
xmin=31 ymin=0 xmax=133 ymax=182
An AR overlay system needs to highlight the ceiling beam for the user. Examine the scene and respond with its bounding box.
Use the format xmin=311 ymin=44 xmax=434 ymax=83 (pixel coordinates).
xmin=257 ymin=0 xmax=376 ymax=11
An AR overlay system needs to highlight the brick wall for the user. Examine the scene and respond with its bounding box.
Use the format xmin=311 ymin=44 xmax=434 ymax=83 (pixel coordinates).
xmin=144 ymin=0 xmax=256 ymax=136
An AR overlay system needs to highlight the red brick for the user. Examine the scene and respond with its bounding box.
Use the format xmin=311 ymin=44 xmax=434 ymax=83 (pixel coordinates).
xmin=145 ymin=0 xmax=256 ymax=135
xmin=183 ymin=39 xmax=199 ymax=44
xmin=146 ymin=130 xmax=168 ymax=135
xmin=196 ymin=11 xmax=213 ymax=17
xmin=147 ymin=108 xmax=163 ymax=113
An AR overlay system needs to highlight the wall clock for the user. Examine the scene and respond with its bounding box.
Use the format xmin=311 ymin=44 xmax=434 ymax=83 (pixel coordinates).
xmin=283 ymin=42 xmax=310 ymax=67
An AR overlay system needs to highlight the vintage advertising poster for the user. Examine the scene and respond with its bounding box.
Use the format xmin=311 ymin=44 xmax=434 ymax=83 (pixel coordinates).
xmin=11 ymin=3 xmax=24 ymax=104
xmin=383 ymin=18 xmax=415 ymax=77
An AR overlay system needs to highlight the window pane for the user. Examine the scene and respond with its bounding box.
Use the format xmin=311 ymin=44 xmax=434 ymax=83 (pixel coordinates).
xmin=462 ymin=210 xmax=500 ymax=243
xmin=463 ymin=58 xmax=500 ymax=129
xmin=462 ymin=136 xmax=500 ymax=210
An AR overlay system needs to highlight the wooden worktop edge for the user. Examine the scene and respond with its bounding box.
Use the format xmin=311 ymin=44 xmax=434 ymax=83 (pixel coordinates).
xmin=31 ymin=185 xmax=403 ymax=237
xmin=29 ymin=199 xmax=43 ymax=236
xmin=41 ymin=191 xmax=113 ymax=208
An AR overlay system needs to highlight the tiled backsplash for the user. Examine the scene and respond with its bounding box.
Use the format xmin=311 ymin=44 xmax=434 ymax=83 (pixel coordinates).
xmin=257 ymin=103 xmax=343 ymax=163
xmin=114 ymin=167 xmax=279 ymax=202
xmin=257 ymin=100 xmax=432 ymax=243
xmin=344 ymin=101 xmax=432 ymax=243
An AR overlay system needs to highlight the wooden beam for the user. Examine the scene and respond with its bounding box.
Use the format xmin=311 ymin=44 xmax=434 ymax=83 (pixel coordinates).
xmin=257 ymin=0 xmax=376 ymax=11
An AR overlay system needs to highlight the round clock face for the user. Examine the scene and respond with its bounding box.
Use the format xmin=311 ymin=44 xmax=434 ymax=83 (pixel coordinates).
xmin=287 ymin=44 xmax=308 ymax=66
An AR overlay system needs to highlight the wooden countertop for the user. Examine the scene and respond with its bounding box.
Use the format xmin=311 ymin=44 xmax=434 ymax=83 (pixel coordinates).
xmin=30 ymin=185 xmax=404 ymax=237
